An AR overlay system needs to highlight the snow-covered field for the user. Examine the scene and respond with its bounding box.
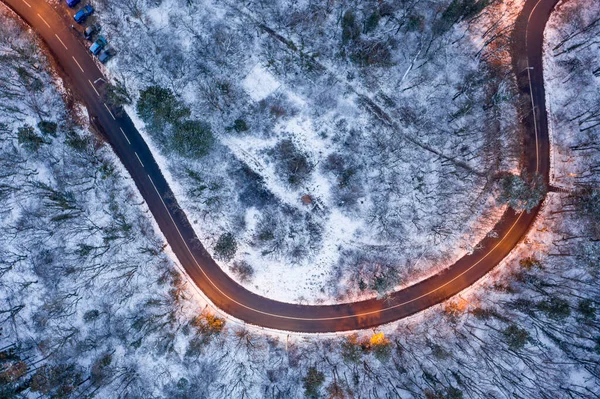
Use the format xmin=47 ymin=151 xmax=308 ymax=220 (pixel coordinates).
xmin=92 ymin=0 xmax=526 ymax=303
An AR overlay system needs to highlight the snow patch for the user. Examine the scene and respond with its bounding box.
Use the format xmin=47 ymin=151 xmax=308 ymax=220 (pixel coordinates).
xmin=242 ymin=64 xmax=281 ymax=101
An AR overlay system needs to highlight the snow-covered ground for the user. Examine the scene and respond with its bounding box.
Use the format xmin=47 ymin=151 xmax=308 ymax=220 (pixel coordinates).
xmin=91 ymin=0 xmax=526 ymax=303
xmin=242 ymin=64 xmax=282 ymax=101
xmin=544 ymin=0 xmax=600 ymax=189
xmin=1 ymin=1 xmax=599 ymax=398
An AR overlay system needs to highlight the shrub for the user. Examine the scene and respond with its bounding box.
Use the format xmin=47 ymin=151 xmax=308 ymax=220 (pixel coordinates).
xmin=341 ymin=334 xmax=362 ymax=363
xmin=406 ymin=14 xmax=424 ymax=32
xmin=537 ymin=297 xmax=571 ymax=321
xmin=341 ymin=10 xmax=360 ymax=44
xmin=270 ymin=139 xmax=312 ymax=187
xmin=83 ymin=309 xmax=100 ymax=323
xmin=496 ymin=171 xmax=546 ymax=213
xmin=237 ymin=164 xmax=274 ymax=208
xmin=519 ymin=256 xmax=543 ymax=270
xmin=37 ymin=120 xmax=57 ymax=136
xmin=575 ymin=188 xmax=600 ymax=216
xmin=190 ymin=311 xmax=226 ymax=336
xmin=446 ymin=387 xmax=464 ymax=399
xmin=502 ymin=324 xmax=529 ymax=350
xmin=434 ymin=0 xmax=489 ymax=34
xmin=176 ymin=378 xmax=189 ymax=390
xmin=323 ymin=153 xmax=357 ymax=188
xmin=136 ymin=86 xmax=190 ymax=131
xmin=214 ymin=232 xmax=237 ymax=261
xmin=232 ymin=118 xmax=248 ymax=132
xmin=370 ymin=267 xmax=399 ymax=297
xmin=171 ymin=119 xmax=213 ymax=158
xmin=17 ymin=125 xmax=47 ymax=152
xmin=16 ymin=66 xmax=43 ymax=92
xmin=256 ymin=224 xmax=275 ymax=241
xmin=470 ymin=307 xmax=501 ymax=320
xmin=90 ymin=353 xmax=112 ymax=385
xmin=350 ymin=40 xmax=392 ymax=67
xmin=29 ymin=364 xmax=81 ymax=396
xmin=370 ymin=332 xmax=392 ymax=362
xmin=65 ymin=130 xmax=90 ymax=152
xmin=302 ymin=367 xmax=325 ymax=398
xmin=574 ymin=188 xmax=600 ymax=237
xmin=105 ymin=81 xmax=132 ymax=108
xmin=364 ymin=10 xmax=380 ymax=33
xmin=577 ymin=298 xmax=596 ymax=320
xmin=0 ymin=360 xmax=27 ymax=384
xmin=230 ymin=260 xmax=254 ymax=282
xmin=270 ymin=104 xmax=286 ymax=118
xmin=429 ymin=343 xmax=450 ymax=360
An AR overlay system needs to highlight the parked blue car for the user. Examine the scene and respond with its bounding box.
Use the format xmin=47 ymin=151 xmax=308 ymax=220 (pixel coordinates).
xmin=98 ymin=48 xmax=114 ymax=64
xmin=74 ymin=5 xmax=94 ymax=23
xmin=66 ymin=0 xmax=80 ymax=8
xmin=84 ymin=24 xmax=100 ymax=40
xmin=90 ymin=36 xmax=107 ymax=55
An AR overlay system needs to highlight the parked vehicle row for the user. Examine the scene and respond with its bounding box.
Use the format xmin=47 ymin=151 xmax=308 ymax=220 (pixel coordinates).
xmin=66 ymin=0 xmax=115 ymax=64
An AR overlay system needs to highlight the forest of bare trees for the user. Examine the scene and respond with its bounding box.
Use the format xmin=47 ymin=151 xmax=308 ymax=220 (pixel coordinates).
xmin=0 ymin=0 xmax=598 ymax=397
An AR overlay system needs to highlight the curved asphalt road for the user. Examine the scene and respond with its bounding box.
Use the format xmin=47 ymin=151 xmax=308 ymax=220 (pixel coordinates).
xmin=1 ymin=0 xmax=560 ymax=332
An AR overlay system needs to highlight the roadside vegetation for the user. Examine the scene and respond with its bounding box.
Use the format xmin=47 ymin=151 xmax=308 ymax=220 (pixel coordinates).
xmin=496 ymin=171 xmax=546 ymax=212
xmin=137 ymin=85 xmax=214 ymax=158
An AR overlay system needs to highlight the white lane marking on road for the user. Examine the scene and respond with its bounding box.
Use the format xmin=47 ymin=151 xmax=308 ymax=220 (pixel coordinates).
xmin=21 ymin=0 xmax=31 ymax=7
xmin=119 ymin=127 xmax=131 ymax=144
xmin=72 ymin=56 xmax=84 ymax=73
xmin=526 ymin=63 xmax=539 ymax=172
xmin=135 ymin=152 xmax=144 ymax=167
xmin=55 ymin=34 xmax=68 ymax=50
xmin=88 ymin=79 xmax=100 ymax=96
xmin=37 ymin=14 xmax=50 ymax=28
xmin=525 ymin=0 xmax=546 ymax=174
xmin=103 ymin=103 xmax=115 ymax=120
